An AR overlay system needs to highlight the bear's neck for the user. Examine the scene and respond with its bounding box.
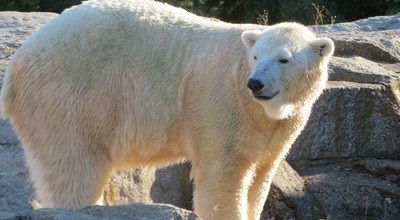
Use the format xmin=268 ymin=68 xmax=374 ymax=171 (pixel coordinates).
xmin=186 ymin=24 xmax=272 ymax=123
xmin=185 ymin=24 xmax=256 ymax=81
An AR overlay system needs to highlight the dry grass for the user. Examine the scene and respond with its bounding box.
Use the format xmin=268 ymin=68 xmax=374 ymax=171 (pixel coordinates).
xmin=257 ymin=10 xmax=269 ymax=25
xmin=311 ymin=3 xmax=325 ymax=25
xmin=311 ymin=3 xmax=337 ymax=25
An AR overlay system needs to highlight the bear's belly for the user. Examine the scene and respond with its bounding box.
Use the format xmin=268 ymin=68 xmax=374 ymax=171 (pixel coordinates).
xmin=108 ymin=127 xmax=190 ymax=169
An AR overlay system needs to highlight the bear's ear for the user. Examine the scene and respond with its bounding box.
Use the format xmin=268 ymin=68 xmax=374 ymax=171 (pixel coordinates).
xmin=241 ymin=30 xmax=262 ymax=49
xmin=310 ymin=37 xmax=334 ymax=58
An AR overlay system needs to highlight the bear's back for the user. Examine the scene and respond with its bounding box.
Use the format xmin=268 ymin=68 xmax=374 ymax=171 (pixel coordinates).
xmin=3 ymin=0 xmax=227 ymax=143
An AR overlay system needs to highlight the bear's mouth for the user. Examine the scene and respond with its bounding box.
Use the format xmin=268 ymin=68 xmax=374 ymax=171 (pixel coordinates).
xmin=253 ymin=91 xmax=279 ymax=100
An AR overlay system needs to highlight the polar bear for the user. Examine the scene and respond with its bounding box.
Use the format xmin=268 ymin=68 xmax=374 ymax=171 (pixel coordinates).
xmin=0 ymin=0 xmax=334 ymax=219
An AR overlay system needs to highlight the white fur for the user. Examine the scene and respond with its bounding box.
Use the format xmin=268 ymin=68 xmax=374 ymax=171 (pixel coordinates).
xmin=0 ymin=1 xmax=333 ymax=219
xmin=260 ymin=102 xmax=295 ymax=120
xmin=243 ymin=23 xmax=333 ymax=120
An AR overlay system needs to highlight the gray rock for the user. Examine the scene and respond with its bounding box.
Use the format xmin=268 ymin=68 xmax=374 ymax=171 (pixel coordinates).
xmin=0 ymin=12 xmax=55 ymax=219
xmin=290 ymin=81 xmax=400 ymax=163
xmin=0 ymin=120 xmax=19 ymax=145
xmin=262 ymin=161 xmax=325 ymax=219
xmin=0 ymin=143 xmax=34 ymax=218
xmin=104 ymin=168 xmax=155 ymax=205
xmin=7 ymin=203 xmax=199 ymax=220
xmin=151 ymin=163 xmax=193 ymax=210
xmin=324 ymin=29 xmax=400 ymax=64
xmin=287 ymin=13 xmax=400 ymax=220
xmin=0 ymin=12 xmax=56 ymax=82
xmin=315 ymin=12 xmax=400 ymax=32
xmin=328 ymin=56 xmax=398 ymax=84
xmin=297 ymin=159 xmax=400 ymax=219
xmin=289 ymin=13 xmax=400 ymax=165
xmin=103 ymin=164 xmax=192 ymax=210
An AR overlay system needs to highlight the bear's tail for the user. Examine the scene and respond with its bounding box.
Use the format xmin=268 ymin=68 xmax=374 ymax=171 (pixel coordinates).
xmin=0 ymin=56 xmax=20 ymax=119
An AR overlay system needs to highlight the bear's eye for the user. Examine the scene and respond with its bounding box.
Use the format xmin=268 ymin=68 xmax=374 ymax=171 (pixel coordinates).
xmin=254 ymin=56 xmax=257 ymax=60
xmin=279 ymin=59 xmax=289 ymax=64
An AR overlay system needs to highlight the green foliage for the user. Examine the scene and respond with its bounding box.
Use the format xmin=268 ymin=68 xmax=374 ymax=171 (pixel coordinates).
xmin=0 ymin=0 xmax=399 ymax=24
xmin=37 ymin=0 xmax=82 ymax=13
xmin=0 ymin=0 xmax=81 ymax=13
xmin=0 ymin=0 xmax=40 ymax=11
xmin=161 ymin=0 xmax=400 ymax=24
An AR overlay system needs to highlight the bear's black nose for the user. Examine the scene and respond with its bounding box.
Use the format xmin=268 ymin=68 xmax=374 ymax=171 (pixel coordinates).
xmin=247 ymin=79 xmax=264 ymax=92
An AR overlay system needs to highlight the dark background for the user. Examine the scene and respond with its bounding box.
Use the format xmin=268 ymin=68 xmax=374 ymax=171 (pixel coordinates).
xmin=1 ymin=0 xmax=399 ymax=25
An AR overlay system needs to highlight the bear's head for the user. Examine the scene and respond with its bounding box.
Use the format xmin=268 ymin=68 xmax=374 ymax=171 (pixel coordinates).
xmin=241 ymin=22 xmax=334 ymax=119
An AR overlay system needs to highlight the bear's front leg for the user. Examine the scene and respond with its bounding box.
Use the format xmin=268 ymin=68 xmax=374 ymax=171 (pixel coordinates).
xmin=247 ymin=114 xmax=306 ymax=220
xmin=247 ymin=161 xmax=279 ymax=220
xmin=191 ymin=157 xmax=255 ymax=220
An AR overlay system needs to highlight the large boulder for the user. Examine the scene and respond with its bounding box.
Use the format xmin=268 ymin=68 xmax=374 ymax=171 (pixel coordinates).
xmin=287 ymin=13 xmax=400 ymax=219
xmin=0 ymin=143 xmax=34 ymax=219
xmin=0 ymin=12 xmax=57 ymax=83
xmin=0 ymin=12 xmax=57 ymax=220
xmin=6 ymin=203 xmax=199 ymax=220
xmin=291 ymin=79 xmax=400 ymax=163
xmin=262 ymin=161 xmax=325 ymax=219
xmin=298 ymin=159 xmax=400 ymax=219
xmin=289 ymin=13 xmax=400 ymax=164
xmin=103 ymin=164 xmax=193 ymax=210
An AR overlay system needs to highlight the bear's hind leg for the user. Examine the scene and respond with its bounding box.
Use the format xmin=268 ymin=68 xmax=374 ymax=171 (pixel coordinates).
xmin=24 ymin=145 xmax=111 ymax=209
